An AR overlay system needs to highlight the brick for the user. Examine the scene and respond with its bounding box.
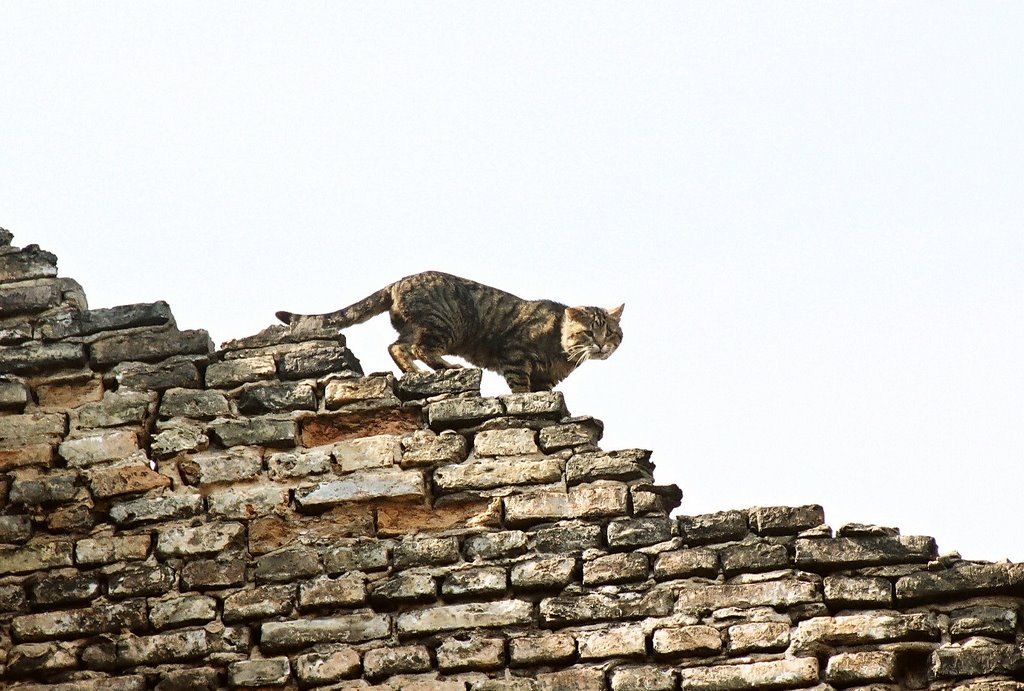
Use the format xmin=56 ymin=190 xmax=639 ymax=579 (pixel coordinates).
xmin=59 ymin=429 xmax=139 ymax=467
xmin=149 ymin=594 xmax=217 ymax=629
xmin=536 ymin=668 xmax=605 ymax=691
xmin=0 ymin=341 xmax=86 ymax=374
xmin=223 ymin=584 xmax=295 ymax=623
xmin=9 ymin=472 xmax=78 ymax=505
xmin=299 ymin=573 xmax=366 ymax=609
xmin=610 ymin=666 xmax=677 ymax=691
xmin=728 ymin=621 xmax=790 ymax=653
xmin=0 ymin=277 xmax=64 ymax=315
xmin=107 ymin=356 xmax=201 ymax=391
xmin=255 ymin=546 xmax=322 ymax=583
xmin=75 ymin=534 xmax=151 ymax=565
xmin=178 ymin=446 xmax=262 ymax=485
xmin=750 ymin=504 xmax=826 ymax=535
xmin=205 ymin=355 xmax=276 ymax=389
xmin=397 ymin=600 xmax=534 ymax=636
xmin=474 ymin=427 xmax=539 ymax=455
xmin=509 ymin=633 xmax=576 ymax=666
xmin=370 ymin=573 xmax=437 ymax=606
xmin=159 ymin=388 xmax=230 ymax=418
xmin=237 ymin=380 xmax=316 ymax=414
xmin=397 ymin=367 xmax=482 ymax=399
xmin=181 ymin=556 xmax=247 ymax=591
xmin=930 ymin=642 xmax=1024 ymax=679
xmin=295 ymin=468 xmax=426 ymax=507
xmin=950 ymin=604 xmax=1019 ymax=639
xmin=363 ymin=645 xmax=432 ymax=680
xmin=0 ymin=514 xmax=32 ymax=543
xmin=823 ymin=575 xmax=893 ymax=608
xmin=792 ymin=613 xmax=941 ymax=653
xmin=294 ymin=646 xmax=361 ymax=685
xmin=0 ymin=411 xmax=67 ymax=445
xmin=565 ymin=448 xmax=653 ymax=485
xmin=540 ymin=589 xmax=673 ymax=626
xmin=577 ymin=624 xmax=646 ymax=660
xmin=653 ymin=547 xmax=719 ymax=580
xmin=442 ymin=566 xmax=507 ymax=598
xmin=107 ymin=563 xmax=176 ymax=598
xmin=299 ymin=407 xmax=422 ymax=446
xmin=34 ymin=376 xmax=104 ymax=408
xmin=229 ymin=657 xmax=291 ymax=687
xmin=334 ymin=433 xmax=402 ymax=472
xmin=437 ymin=636 xmax=505 ymax=672
xmin=500 ymin=391 xmax=568 ymax=418
xmin=151 ymin=420 xmax=208 ymax=458
xmin=280 ymin=342 xmax=361 ymax=379
xmin=324 ymin=539 xmax=391 ymax=573
xmin=0 ymin=244 xmax=57 ymax=282
xmin=260 ymin=613 xmax=391 ymax=651
xmin=0 ymin=442 xmax=54 ymax=470
xmin=89 ymin=328 xmax=213 ymax=367
xmin=607 ymin=516 xmax=673 ymax=548
xmin=207 ymin=484 xmax=290 ymax=519
xmin=718 ymin=540 xmax=790 ymax=576
xmin=0 ymin=540 xmax=74 ymax=575
xmin=826 ymin=650 xmax=898 ymax=685
xmin=78 ymin=390 xmax=157 ymax=428
xmin=116 ymin=627 xmax=212 ymax=666
xmin=267 ymin=446 xmax=332 ymax=480
xmin=394 ymin=536 xmax=460 ymax=568
xmin=504 ymin=482 xmax=629 ymax=526
xmin=678 ymin=510 xmax=748 ymax=545
xmin=427 ymin=396 xmax=505 ymax=428
xmin=464 ymin=530 xmax=529 ymax=560
xmin=86 ymin=455 xmax=171 ymax=497
xmin=12 ymin=600 xmax=147 ymax=641
xmin=676 ymin=658 xmax=819 ymax=690
xmin=794 ymin=535 xmax=937 ymax=569
xmin=0 ymin=375 xmax=30 ymax=410
xmin=675 ymin=580 xmax=820 ymax=611
xmin=29 ymin=569 xmax=100 ymax=605
xmin=156 ymin=521 xmax=245 ymax=557
xmin=896 ymin=562 xmax=1024 ymax=603
xmin=528 ymin=523 xmax=603 ymax=554
xmin=538 ymin=418 xmax=603 ymax=452
xmin=209 ymin=414 xmax=296 ymax=448
xmin=110 ymin=491 xmax=204 ymax=525
xmin=511 ymin=557 xmax=577 ymax=591
xmin=400 ymin=429 xmax=469 ymax=466
xmin=377 ymin=497 xmax=501 ymax=536
xmin=435 ymin=457 xmax=562 ymax=492
xmin=652 ymin=625 xmax=722 ymax=657
xmin=583 ymin=552 xmax=648 ymax=585
xmin=324 ymin=374 xmax=400 ymax=409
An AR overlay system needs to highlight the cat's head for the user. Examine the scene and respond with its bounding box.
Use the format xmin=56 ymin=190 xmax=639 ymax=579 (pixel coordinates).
xmin=561 ymin=304 xmax=624 ymax=364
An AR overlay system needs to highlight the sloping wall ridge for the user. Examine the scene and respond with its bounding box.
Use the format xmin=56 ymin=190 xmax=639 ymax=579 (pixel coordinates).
xmin=1 ymin=228 xmax=1023 ymax=691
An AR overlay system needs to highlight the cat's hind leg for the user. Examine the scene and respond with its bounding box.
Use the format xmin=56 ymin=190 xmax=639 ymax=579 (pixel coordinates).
xmin=414 ymin=346 xmax=463 ymax=371
xmin=501 ymin=360 xmax=535 ymax=393
xmin=388 ymin=342 xmax=424 ymax=373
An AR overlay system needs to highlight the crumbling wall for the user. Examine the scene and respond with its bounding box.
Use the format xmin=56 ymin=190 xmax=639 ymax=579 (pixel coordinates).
xmin=1 ymin=229 xmax=1023 ymax=690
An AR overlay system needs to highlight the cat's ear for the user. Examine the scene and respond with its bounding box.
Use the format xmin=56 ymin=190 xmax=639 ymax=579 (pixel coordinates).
xmin=607 ymin=304 xmax=624 ymax=320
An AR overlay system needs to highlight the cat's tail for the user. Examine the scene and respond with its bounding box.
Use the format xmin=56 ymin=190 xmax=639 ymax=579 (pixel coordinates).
xmin=276 ymin=286 xmax=393 ymax=330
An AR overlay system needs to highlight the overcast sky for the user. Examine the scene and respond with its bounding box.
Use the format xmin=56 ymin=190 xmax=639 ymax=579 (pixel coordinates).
xmin=3 ymin=3 xmax=1022 ymax=561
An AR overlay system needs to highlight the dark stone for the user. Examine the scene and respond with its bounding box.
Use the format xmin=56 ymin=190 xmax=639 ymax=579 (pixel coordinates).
xmin=0 ymin=278 xmax=63 ymax=316
xmin=678 ymin=510 xmax=749 ymax=546
xmin=237 ymin=380 xmax=317 ymax=414
xmin=930 ymin=643 xmax=1024 ymax=679
xmin=528 ymin=523 xmax=604 ymax=554
xmin=370 ymin=573 xmax=437 ymax=606
xmin=540 ymin=589 xmax=674 ymax=626
xmin=107 ymin=563 xmax=177 ymax=598
xmin=718 ymin=541 xmax=791 ymax=576
xmin=0 ymin=514 xmax=32 ymax=543
xmin=223 ymin=584 xmax=296 ymax=623
xmin=0 ymin=244 xmax=58 ymax=283
xmin=279 ymin=342 xmax=362 ymax=379
xmin=156 ymin=667 xmax=222 ymax=691
xmin=750 ymin=505 xmax=825 ymax=535
xmin=896 ymin=562 xmax=1024 ymax=603
xmin=464 ymin=531 xmax=529 ymax=560
xmin=0 ymin=341 xmax=86 ymax=374
xmin=210 ymin=415 xmax=296 ymax=448
xmin=9 ymin=473 xmax=78 ymax=506
xmin=566 ymin=448 xmax=654 ymax=485
xmin=107 ymin=357 xmax=202 ymax=391
xmin=324 ymin=539 xmax=391 ymax=574
xmin=255 ymin=546 xmax=322 ymax=583
xmin=396 ymin=368 xmax=483 ymax=400
xmin=159 ymin=388 xmax=231 ymax=419
xmin=0 ymin=583 xmax=28 ymax=613
xmin=89 ymin=328 xmax=213 ymax=367
xmin=182 ymin=556 xmax=247 ymax=591
xmin=393 ymin=536 xmax=460 ymax=568
xmin=607 ymin=516 xmax=673 ymax=549
xmin=29 ymin=569 xmax=101 ymax=605
xmin=795 ymin=535 xmax=938 ymax=571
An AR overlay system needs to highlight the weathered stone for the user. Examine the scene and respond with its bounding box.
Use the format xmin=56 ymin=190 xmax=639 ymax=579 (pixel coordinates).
xmin=397 ymin=600 xmax=533 ymax=636
xmin=728 ymin=621 xmax=790 ymax=653
xmin=0 ymin=277 xmax=64 ymax=316
xmin=299 ymin=573 xmax=366 ymax=609
xmin=107 ymin=356 xmax=201 ymax=391
xmin=79 ymin=301 xmax=174 ymax=335
xmin=584 ymin=552 xmax=649 ymax=585
xmin=528 ymin=522 xmax=604 ymax=554
xmin=794 ymin=535 xmax=938 ymax=569
xmin=950 ymin=605 xmax=1019 ymax=639
xmin=464 ymin=530 xmax=529 ymax=560
xmin=578 ymin=624 xmax=646 ymax=660
xmin=223 ymin=584 xmax=295 ymax=623
xmin=378 ymin=497 xmax=501 ymax=536
xmin=89 ymin=328 xmax=213 ymax=367
xmin=535 ymin=667 xmax=606 ymax=691
xmin=267 ymin=446 xmax=332 ymax=480
xmin=675 ymin=579 xmax=821 ymax=611
xmin=500 ymin=391 xmax=568 ymax=418
xmin=46 ymin=502 xmax=95 ymax=532
xmin=0 ymin=245 xmax=58 ymax=282
xmin=652 ymin=625 xmax=722 ymax=657
xmin=653 ymin=547 xmax=719 ymax=580
xmin=178 ymin=446 xmax=262 ymax=485
xmin=324 ymin=539 xmax=391 ymax=573
xmin=750 ymin=504 xmax=826 ymax=535
xmin=149 ymin=594 xmax=217 ymax=629
xmin=676 ymin=658 xmax=819 ymax=690
xmin=0 ymin=583 xmax=28 ymax=613
xmin=504 ymin=481 xmax=629 ymax=525
xmin=159 ymin=387 xmax=230 ymax=418
xmin=718 ymin=540 xmax=790 ymax=576
xmin=107 ymin=563 xmax=176 ymax=597
xmin=294 ymin=646 xmax=361 ymax=685
xmin=538 ymin=418 xmax=603 ymax=452
xmin=208 ymin=484 xmax=290 ymax=519
xmin=7 ymin=640 xmax=83 ymax=675
xmin=511 ymin=557 xmax=577 ymax=591
xmin=0 ymin=375 xmax=30 ymax=410
xmin=28 ymin=568 xmax=100 ymax=605
xmin=155 ymin=667 xmax=220 ymax=691
xmin=364 ymin=644 xmax=433 ymax=680
xmin=678 ymin=510 xmax=749 ymax=545
xmin=896 ymin=562 xmax=1024 ymax=603
xmin=205 ymin=355 xmax=277 ymax=389
xmin=509 ymin=633 xmax=576 ymax=666
xmin=78 ymin=390 xmax=157 ymax=428
xmin=393 ymin=535 xmax=460 ymax=568
xmin=826 ymin=650 xmax=898 ymax=684
xmin=34 ymin=375 xmax=105 ymax=408
xmin=401 ymin=429 xmax=469 ymax=467
xmin=255 ymin=546 xmax=322 ymax=583
xmin=59 ymin=429 xmax=139 ymax=467
xmin=87 ymin=455 xmax=171 ymax=497
xmin=823 ymin=575 xmax=893 ymax=608
xmin=156 ymin=521 xmax=245 ymax=557
xmin=280 ymin=342 xmax=361 ymax=379
xmin=610 ymin=666 xmax=677 ymax=691
xmin=335 ymin=433 xmax=402 ymax=472
xmin=540 ymin=589 xmax=673 ymax=626
xmin=930 ymin=642 xmax=1024 ymax=679
xmin=443 ymin=566 xmax=507 ymax=598
xmin=151 ymin=420 xmax=208 ymax=458
xmin=474 ymin=427 xmax=539 ymax=456
xmin=209 ymin=414 xmax=296 ymax=448
xmin=260 ymin=613 xmax=391 ymax=651
xmin=110 ymin=491 xmax=204 ymax=525
xmin=607 ymin=516 xmax=673 ymax=548
xmin=295 ymin=468 xmax=426 ymax=507
xmin=397 ymin=368 xmax=482 ymax=399
xmin=300 ymin=406 xmax=422 ymax=446
xmin=116 ymin=627 xmax=212 ymax=666
xmin=324 ymin=374 xmax=400 ymax=410
xmin=0 ymin=340 xmax=86 ymax=374
xmin=249 ymin=508 xmax=375 ymax=552
xmin=75 ymin=534 xmax=151 ymax=565
xmin=0 ymin=442 xmax=54 ymax=471
xmin=792 ymin=613 xmax=941 ymax=654
xmin=435 ymin=457 xmax=562 ymax=492
xmin=370 ymin=572 xmax=437 ymax=606
xmin=229 ymin=657 xmax=291 ymax=687
xmin=12 ymin=599 xmax=147 ymax=641
xmin=428 ymin=396 xmax=505 ymax=428
xmin=566 ymin=448 xmax=653 ymax=485
xmin=238 ymin=379 xmax=316 ymax=414
xmin=437 ymin=636 xmax=506 ymax=672
xmin=9 ymin=472 xmax=78 ymax=505
xmin=0 ymin=514 xmax=32 ymax=543
xmin=0 ymin=411 xmax=67 ymax=445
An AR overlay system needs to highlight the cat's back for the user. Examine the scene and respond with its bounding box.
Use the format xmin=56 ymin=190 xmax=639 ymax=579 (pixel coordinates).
xmin=391 ymin=271 xmax=522 ymax=305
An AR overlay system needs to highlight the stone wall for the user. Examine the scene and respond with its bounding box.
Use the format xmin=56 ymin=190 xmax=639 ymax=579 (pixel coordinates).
xmin=1 ymin=228 xmax=1023 ymax=690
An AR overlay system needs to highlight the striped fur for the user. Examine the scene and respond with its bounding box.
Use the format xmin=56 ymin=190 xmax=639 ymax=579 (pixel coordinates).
xmin=276 ymin=271 xmax=623 ymax=392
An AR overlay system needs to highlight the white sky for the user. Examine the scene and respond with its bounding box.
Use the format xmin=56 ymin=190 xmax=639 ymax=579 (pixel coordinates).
xmin=3 ymin=3 xmax=1022 ymax=561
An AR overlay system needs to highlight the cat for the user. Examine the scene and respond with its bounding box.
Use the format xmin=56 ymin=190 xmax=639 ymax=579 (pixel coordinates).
xmin=276 ymin=271 xmax=623 ymax=393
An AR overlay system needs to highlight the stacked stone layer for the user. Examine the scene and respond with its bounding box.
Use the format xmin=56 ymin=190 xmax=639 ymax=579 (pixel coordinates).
xmin=1 ymin=229 xmax=1023 ymax=690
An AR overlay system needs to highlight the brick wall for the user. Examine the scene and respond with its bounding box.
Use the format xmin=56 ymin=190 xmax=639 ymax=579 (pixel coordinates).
xmin=1 ymin=229 xmax=1023 ymax=690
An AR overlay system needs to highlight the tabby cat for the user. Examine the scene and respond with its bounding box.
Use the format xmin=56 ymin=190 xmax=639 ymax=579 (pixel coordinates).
xmin=276 ymin=271 xmax=623 ymax=393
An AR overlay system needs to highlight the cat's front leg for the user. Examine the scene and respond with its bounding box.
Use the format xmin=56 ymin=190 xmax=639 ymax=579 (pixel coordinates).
xmin=502 ymin=360 xmax=534 ymax=393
